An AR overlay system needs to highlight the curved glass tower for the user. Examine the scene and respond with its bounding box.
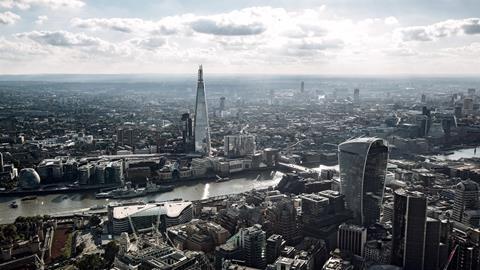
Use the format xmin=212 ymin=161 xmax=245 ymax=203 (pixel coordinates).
xmin=194 ymin=65 xmax=211 ymax=156
xmin=338 ymin=137 xmax=389 ymax=226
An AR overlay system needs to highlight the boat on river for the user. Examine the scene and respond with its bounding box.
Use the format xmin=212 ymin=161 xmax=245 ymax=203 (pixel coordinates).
xmin=21 ymin=196 xmax=37 ymax=201
xmin=95 ymin=180 xmax=173 ymax=199
xmin=10 ymin=201 xmax=18 ymax=208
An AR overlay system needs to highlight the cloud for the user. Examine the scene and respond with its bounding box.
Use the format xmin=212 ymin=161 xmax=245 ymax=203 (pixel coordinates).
xmin=295 ymin=38 xmax=344 ymax=51
xmin=442 ymin=42 xmax=480 ymax=56
xmin=35 ymin=15 xmax=48 ymax=25
xmin=0 ymin=0 xmax=84 ymax=10
xmin=129 ymin=37 xmax=166 ymax=50
xmin=71 ymin=17 xmax=181 ymax=35
xmin=396 ymin=18 xmax=480 ymax=42
xmin=16 ymin=30 xmax=104 ymax=46
xmin=397 ymin=26 xmax=434 ymax=41
xmin=72 ymin=10 xmax=269 ymax=37
xmin=462 ymin=18 xmax=480 ymax=34
xmin=15 ymin=30 xmax=133 ymax=59
xmin=190 ymin=18 xmax=266 ymax=36
xmin=383 ymin=46 xmax=417 ymax=57
xmin=0 ymin=37 xmax=48 ymax=60
xmin=7 ymin=4 xmax=479 ymax=74
xmin=0 ymin=11 xmax=20 ymax=25
xmin=384 ymin=16 xmax=399 ymax=25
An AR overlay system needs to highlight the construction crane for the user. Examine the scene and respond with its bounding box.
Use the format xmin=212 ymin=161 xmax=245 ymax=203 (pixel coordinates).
xmin=240 ymin=124 xmax=249 ymax=134
xmin=442 ymin=244 xmax=458 ymax=270
xmin=283 ymin=139 xmax=308 ymax=155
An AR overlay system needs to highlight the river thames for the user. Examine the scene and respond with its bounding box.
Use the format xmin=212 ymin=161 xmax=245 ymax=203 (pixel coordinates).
xmin=0 ymin=146 xmax=476 ymax=224
xmin=0 ymin=170 xmax=284 ymax=224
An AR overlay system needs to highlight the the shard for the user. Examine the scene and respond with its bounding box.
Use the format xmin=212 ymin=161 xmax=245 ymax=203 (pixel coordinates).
xmin=194 ymin=65 xmax=211 ymax=156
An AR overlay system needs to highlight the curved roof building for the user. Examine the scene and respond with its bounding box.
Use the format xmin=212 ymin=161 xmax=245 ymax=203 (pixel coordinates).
xmin=19 ymin=168 xmax=41 ymax=189
xmin=338 ymin=137 xmax=389 ymax=226
xmin=111 ymin=201 xmax=193 ymax=234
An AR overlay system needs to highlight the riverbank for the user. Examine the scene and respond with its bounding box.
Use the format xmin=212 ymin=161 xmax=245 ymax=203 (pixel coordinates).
xmin=0 ymin=170 xmax=283 ymax=224
xmin=429 ymin=146 xmax=479 ymax=161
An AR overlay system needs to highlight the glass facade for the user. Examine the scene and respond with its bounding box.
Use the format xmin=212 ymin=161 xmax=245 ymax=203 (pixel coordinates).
xmin=338 ymin=138 xmax=388 ymax=226
xmin=194 ymin=65 xmax=211 ymax=155
xmin=391 ymin=189 xmax=427 ymax=269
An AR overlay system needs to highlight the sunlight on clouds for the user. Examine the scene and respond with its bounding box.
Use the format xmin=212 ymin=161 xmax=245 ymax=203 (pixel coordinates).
xmin=1 ymin=3 xmax=480 ymax=74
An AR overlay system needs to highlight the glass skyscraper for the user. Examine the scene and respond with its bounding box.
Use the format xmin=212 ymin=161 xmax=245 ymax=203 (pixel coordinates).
xmin=194 ymin=65 xmax=211 ymax=156
xmin=338 ymin=137 xmax=389 ymax=226
xmin=391 ymin=189 xmax=428 ymax=269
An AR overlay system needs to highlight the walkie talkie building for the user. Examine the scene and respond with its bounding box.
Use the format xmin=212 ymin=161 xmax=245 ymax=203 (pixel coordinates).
xmin=194 ymin=65 xmax=211 ymax=156
xmin=338 ymin=137 xmax=389 ymax=226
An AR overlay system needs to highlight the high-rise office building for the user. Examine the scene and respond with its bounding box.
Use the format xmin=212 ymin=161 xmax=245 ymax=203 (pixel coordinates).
xmin=381 ymin=202 xmax=394 ymax=224
xmin=116 ymin=128 xmax=124 ymax=146
xmin=116 ymin=128 xmax=135 ymax=147
xmin=194 ymin=65 xmax=211 ymax=156
xmin=338 ymin=137 xmax=389 ymax=226
xmin=353 ymin=88 xmax=360 ymax=104
xmin=266 ymin=234 xmax=285 ymax=264
xmin=464 ymin=98 xmax=474 ymax=114
xmin=452 ymin=180 xmax=479 ymax=225
xmin=219 ymin=96 xmax=226 ymax=111
xmin=391 ymin=189 xmax=427 ymax=270
xmin=0 ymin=152 xmax=3 ymax=173
xmin=337 ymin=223 xmax=367 ymax=257
xmin=239 ymin=224 xmax=267 ymax=269
xmin=181 ymin=113 xmax=194 ymax=149
xmin=276 ymin=199 xmax=300 ymax=245
xmin=468 ymin=88 xmax=476 ymax=97
xmin=424 ymin=218 xmax=441 ymax=270
xmin=300 ymin=81 xmax=305 ymax=94
xmin=224 ymin=134 xmax=256 ymax=158
xmin=449 ymin=226 xmax=480 ymax=270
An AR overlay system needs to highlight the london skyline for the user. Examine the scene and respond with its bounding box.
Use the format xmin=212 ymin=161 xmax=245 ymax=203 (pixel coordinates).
xmin=1 ymin=0 xmax=480 ymax=75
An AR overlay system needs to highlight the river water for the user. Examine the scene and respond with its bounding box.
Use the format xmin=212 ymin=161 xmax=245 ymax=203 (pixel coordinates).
xmin=431 ymin=147 xmax=479 ymax=161
xmin=0 ymin=170 xmax=284 ymax=224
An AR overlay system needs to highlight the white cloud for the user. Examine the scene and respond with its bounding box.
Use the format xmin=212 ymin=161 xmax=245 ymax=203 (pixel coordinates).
xmin=384 ymin=16 xmax=399 ymax=25
xmin=35 ymin=15 xmax=48 ymax=25
xmin=0 ymin=0 xmax=84 ymax=10
xmin=190 ymin=18 xmax=266 ymax=36
xmin=71 ymin=17 xmax=183 ymax=35
xmin=442 ymin=42 xmax=480 ymax=56
xmin=17 ymin=30 xmax=104 ymax=46
xmin=0 ymin=11 xmax=20 ymax=25
xmin=0 ymin=38 xmax=41 ymax=60
xmin=128 ymin=37 xmax=166 ymax=50
xmin=15 ymin=30 xmax=133 ymax=59
xmin=396 ymin=18 xmax=480 ymax=42
xmin=4 ymin=6 xmax=404 ymax=72
xmin=3 ymin=4 xmax=479 ymax=74
xmin=383 ymin=45 xmax=418 ymax=56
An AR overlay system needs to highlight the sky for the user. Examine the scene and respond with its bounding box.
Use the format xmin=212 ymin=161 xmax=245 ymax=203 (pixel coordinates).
xmin=0 ymin=0 xmax=479 ymax=75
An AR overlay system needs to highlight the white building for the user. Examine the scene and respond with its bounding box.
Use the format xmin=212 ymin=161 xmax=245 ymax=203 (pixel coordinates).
xmin=110 ymin=201 xmax=193 ymax=235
